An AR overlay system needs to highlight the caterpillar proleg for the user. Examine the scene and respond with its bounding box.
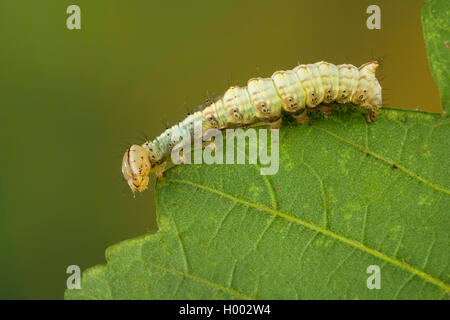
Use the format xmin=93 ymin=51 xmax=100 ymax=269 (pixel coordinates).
xmin=122 ymin=61 xmax=382 ymax=193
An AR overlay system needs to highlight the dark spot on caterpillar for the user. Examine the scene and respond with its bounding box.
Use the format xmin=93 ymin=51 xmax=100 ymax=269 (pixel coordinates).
xmin=172 ymin=202 xmax=177 ymax=207
xmin=366 ymin=152 xmax=370 ymax=156
xmin=258 ymin=102 xmax=269 ymax=114
xmin=392 ymin=164 xmax=398 ymax=169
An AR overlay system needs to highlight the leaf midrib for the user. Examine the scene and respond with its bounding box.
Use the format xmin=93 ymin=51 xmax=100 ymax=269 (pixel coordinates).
xmin=166 ymin=178 xmax=450 ymax=293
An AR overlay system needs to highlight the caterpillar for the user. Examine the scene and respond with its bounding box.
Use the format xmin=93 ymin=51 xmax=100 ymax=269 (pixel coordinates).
xmin=122 ymin=61 xmax=382 ymax=193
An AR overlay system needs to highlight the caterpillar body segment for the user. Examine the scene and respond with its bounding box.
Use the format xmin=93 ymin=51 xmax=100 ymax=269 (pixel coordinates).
xmin=353 ymin=62 xmax=382 ymax=121
xmin=271 ymin=70 xmax=307 ymax=113
xmin=294 ymin=64 xmax=325 ymax=107
xmin=122 ymin=60 xmax=382 ymax=192
xmin=223 ymin=86 xmax=256 ymax=126
xmin=317 ymin=61 xmax=340 ymax=104
xmin=202 ymin=105 xmax=222 ymax=130
xmin=247 ymin=77 xmax=284 ymax=122
xmin=336 ymin=64 xmax=360 ymax=104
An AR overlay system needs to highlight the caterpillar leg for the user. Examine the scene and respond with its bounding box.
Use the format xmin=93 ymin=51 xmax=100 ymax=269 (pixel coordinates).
xmin=363 ymin=105 xmax=380 ymax=122
xmin=319 ymin=105 xmax=333 ymax=117
xmin=293 ymin=109 xmax=308 ymax=124
xmin=269 ymin=118 xmax=282 ymax=129
xmin=154 ymin=162 xmax=167 ymax=180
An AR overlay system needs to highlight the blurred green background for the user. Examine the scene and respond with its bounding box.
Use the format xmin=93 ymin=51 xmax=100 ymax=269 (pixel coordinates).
xmin=0 ymin=0 xmax=441 ymax=299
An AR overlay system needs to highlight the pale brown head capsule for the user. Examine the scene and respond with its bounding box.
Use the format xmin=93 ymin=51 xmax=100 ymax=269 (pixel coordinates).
xmin=122 ymin=145 xmax=152 ymax=193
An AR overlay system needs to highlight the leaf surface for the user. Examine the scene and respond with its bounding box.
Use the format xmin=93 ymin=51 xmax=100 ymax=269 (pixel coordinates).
xmin=422 ymin=0 xmax=450 ymax=113
xmin=66 ymin=107 xmax=449 ymax=300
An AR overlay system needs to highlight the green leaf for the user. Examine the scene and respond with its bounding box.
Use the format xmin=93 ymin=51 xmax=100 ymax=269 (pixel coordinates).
xmin=66 ymin=107 xmax=449 ymax=300
xmin=422 ymin=0 xmax=450 ymax=114
xmin=66 ymin=1 xmax=450 ymax=300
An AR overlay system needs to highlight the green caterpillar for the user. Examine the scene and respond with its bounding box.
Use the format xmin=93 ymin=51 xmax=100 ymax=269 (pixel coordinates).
xmin=122 ymin=61 xmax=382 ymax=192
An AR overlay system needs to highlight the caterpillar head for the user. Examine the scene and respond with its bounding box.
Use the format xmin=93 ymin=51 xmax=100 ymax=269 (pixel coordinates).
xmin=122 ymin=145 xmax=152 ymax=193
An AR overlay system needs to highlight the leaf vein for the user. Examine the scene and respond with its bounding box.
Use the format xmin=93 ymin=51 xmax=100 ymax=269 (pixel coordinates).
xmin=141 ymin=256 xmax=253 ymax=300
xmin=312 ymin=126 xmax=450 ymax=195
xmin=166 ymin=178 xmax=450 ymax=293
